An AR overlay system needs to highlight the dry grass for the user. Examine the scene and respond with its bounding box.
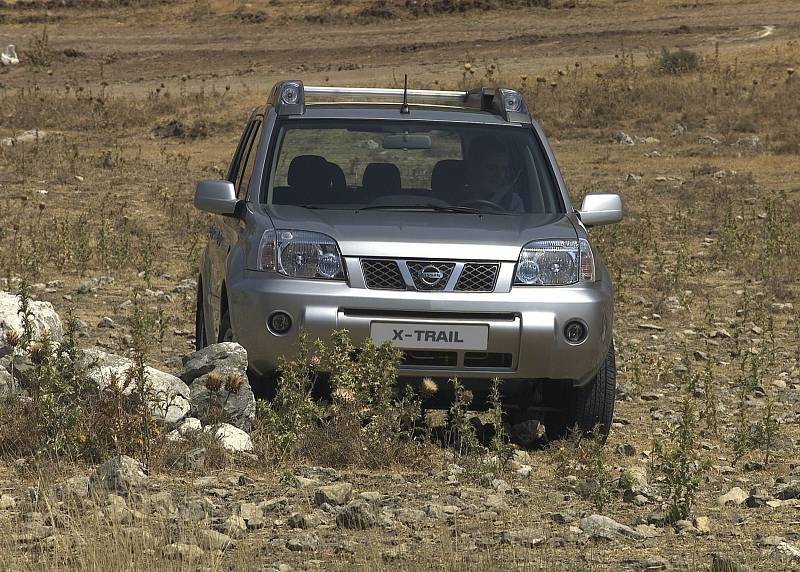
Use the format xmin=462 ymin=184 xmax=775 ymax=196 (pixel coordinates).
xmin=0 ymin=1 xmax=799 ymax=570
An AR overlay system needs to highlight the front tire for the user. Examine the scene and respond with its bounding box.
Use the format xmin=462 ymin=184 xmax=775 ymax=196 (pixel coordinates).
xmin=571 ymin=343 xmax=617 ymax=442
xmin=218 ymin=307 xmax=235 ymax=343
xmin=195 ymin=279 xmax=208 ymax=351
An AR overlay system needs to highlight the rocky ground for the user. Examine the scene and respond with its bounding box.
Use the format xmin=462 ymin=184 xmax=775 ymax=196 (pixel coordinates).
xmin=1 ymin=0 xmax=800 ymax=570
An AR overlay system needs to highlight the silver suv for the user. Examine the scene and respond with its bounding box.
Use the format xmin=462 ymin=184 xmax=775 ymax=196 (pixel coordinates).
xmin=194 ymin=81 xmax=623 ymax=438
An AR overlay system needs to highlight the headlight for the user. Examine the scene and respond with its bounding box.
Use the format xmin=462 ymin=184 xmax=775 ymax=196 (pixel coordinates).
xmin=514 ymin=238 xmax=595 ymax=285
xmin=256 ymin=229 xmax=345 ymax=280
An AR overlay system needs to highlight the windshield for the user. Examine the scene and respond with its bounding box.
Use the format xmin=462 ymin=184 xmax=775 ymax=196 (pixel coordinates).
xmin=264 ymin=119 xmax=563 ymax=214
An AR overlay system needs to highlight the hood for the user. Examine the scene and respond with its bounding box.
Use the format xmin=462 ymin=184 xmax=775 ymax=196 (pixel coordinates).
xmin=266 ymin=206 xmax=578 ymax=260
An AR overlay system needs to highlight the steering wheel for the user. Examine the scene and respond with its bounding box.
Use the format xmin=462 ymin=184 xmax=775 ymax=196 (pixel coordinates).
xmin=461 ymin=199 xmax=505 ymax=211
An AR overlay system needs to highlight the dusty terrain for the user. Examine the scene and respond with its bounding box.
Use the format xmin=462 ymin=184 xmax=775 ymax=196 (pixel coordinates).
xmin=1 ymin=0 xmax=800 ymax=570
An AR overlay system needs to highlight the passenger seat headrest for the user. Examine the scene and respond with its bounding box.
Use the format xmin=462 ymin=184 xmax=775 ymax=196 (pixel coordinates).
xmin=431 ymin=159 xmax=466 ymax=200
xmin=362 ymin=162 xmax=401 ymax=195
xmin=288 ymin=155 xmax=332 ymax=192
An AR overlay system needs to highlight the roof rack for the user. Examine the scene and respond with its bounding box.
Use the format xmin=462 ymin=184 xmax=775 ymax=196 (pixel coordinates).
xmin=268 ymin=81 xmax=530 ymax=122
xmin=305 ymin=86 xmax=469 ymax=105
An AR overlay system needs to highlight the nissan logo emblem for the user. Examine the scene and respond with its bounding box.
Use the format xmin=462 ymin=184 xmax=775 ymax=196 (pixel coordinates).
xmin=419 ymin=265 xmax=444 ymax=285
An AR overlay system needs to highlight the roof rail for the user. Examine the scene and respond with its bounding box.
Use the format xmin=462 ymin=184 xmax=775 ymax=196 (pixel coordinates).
xmin=305 ymin=86 xmax=469 ymax=105
xmin=268 ymin=81 xmax=530 ymax=122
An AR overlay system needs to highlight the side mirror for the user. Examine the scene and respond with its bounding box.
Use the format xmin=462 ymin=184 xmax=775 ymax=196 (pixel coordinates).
xmin=578 ymin=193 xmax=623 ymax=227
xmin=194 ymin=180 xmax=240 ymax=216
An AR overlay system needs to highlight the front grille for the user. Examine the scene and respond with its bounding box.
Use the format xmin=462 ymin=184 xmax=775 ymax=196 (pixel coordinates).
xmin=361 ymin=260 xmax=405 ymax=290
xmin=407 ymin=261 xmax=455 ymax=291
xmin=455 ymin=263 xmax=499 ymax=292
xmin=464 ymin=352 xmax=513 ymax=368
xmin=401 ymin=350 xmax=457 ymax=367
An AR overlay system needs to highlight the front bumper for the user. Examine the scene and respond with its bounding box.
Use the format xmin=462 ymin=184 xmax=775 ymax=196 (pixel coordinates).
xmin=228 ymin=263 xmax=612 ymax=385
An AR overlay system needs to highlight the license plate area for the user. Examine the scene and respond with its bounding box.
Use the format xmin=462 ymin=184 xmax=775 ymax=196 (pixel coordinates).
xmin=370 ymin=322 xmax=488 ymax=351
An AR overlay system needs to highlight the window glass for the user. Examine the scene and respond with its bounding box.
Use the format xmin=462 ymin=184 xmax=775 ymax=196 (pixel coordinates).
xmin=237 ymin=120 xmax=262 ymax=199
xmin=227 ymin=121 xmax=254 ymax=183
xmin=266 ymin=120 xmax=561 ymax=214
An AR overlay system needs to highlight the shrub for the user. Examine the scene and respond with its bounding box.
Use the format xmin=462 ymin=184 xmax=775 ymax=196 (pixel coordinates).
xmin=255 ymin=329 xmax=426 ymax=468
xmin=657 ymin=47 xmax=699 ymax=74
xmin=0 ymin=290 xmax=164 ymax=463
xmin=652 ymin=394 xmax=705 ymax=521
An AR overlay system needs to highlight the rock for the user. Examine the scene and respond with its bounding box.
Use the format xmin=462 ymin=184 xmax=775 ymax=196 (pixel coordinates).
xmin=286 ymin=532 xmax=319 ymax=552
xmin=218 ymin=514 xmax=247 ymax=538
xmin=718 ymin=487 xmax=748 ymax=506
xmin=189 ymin=374 xmax=255 ymax=431
xmin=634 ymin=524 xmax=663 ymax=539
xmin=260 ymin=497 xmax=291 ymax=514
xmin=80 ymin=348 xmax=190 ymax=423
xmin=500 ymin=527 xmax=546 ymax=547
xmin=580 ymin=514 xmax=643 ymax=540
xmin=775 ymin=481 xmax=800 ymax=500
xmin=491 ymin=478 xmax=511 ymax=493
xmin=180 ymin=343 xmax=253 ymax=430
xmin=293 ymin=476 xmax=319 ymax=489
xmin=119 ymin=526 xmax=155 ymax=546
xmin=89 ymin=456 xmax=148 ymax=496
xmin=104 ymin=496 xmax=136 ymax=525
xmin=238 ymin=502 xmax=265 ymax=529
xmin=206 ymin=423 xmax=253 ymax=452
xmin=195 ymin=529 xmax=233 ymax=551
xmin=736 ymin=135 xmax=760 ymax=148
xmin=146 ymin=491 xmax=176 ymax=516
xmin=314 ymin=482 xmax=353 ymax=507
xmin=176 ymin=497 xmax=217 ymax=524
xmin=395 ymin=508 xmax=425 ymax=527
xmin=0 ymin=367 xmax=16 ymax=397
xmin=773 ymin=541 xmax=800 ymax=563
xmin=382 ymin=544 xmax=409 ymax=562
xmin=0 ymin=291 xmax=63 ymax=355
xmin=0 ymin=494 xmax=15 ymax=509
xmin=296 ymin=466 xmax=339 ymax=483
xmin=52 ymin=475 xmax=89 ymax=500
xmin=358 ymin=491 xmax=381 ymax=502
xmin=14 ymin=524 xmax=52 ymax=544
xmin=624 ymin=557 xmax=670 ymax=571
xmin=97 ymin=317 xmax=116 ymax=328
xmin=626 ymin=173 xmax=642 ymax=184
xmin=675 ymin=519 xmax=696 ymax=534
xmin=162 ymin=543 xmax=203 ymax=560
xmin=694 ymin=516 xmax=711 ymax=534
xmin=287 ymin=512 xmax=321 ymax=529
xmin=745 ymin=488 xmax=770 ymax=508
xmin=484 ymin=494 xmax=509 ymax=513
xmin=181 ymin=446 xmax=207 ymax=471
xmin=613 ymin=131 xmax=635 ymax=145
xmin=711 ymin=554 xmax=750 ymax=572
xmin=511 ymin=419 xmax=546 ymax=447
xmin=179 ymin=342 xmax=248 ymax=384
xmin=336 ymin=500 xmax=377 ymax=530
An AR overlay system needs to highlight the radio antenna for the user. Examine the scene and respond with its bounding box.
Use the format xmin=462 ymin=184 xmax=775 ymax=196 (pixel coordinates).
xmin=400 ymin=74 xmax=410 ymax=114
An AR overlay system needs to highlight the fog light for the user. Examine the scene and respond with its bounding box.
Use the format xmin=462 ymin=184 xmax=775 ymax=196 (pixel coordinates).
xmin=564 ymin=320 xmax=588 ymax=344
xmin=268 ymin=311 xmax=292 ymax=335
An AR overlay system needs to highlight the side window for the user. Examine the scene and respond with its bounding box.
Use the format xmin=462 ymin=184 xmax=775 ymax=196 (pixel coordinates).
xmin=227 ymin=121 xmax=254 ymax=183
xmin=236 ymin=120 xmax=263 ymax=199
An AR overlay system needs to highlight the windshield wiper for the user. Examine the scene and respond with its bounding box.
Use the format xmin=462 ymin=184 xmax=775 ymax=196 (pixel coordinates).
xmin=359 ymin=203 xmax=483 ymax=214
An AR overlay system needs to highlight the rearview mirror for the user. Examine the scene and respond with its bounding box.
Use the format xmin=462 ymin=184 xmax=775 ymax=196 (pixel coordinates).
xmin=383 ymin=133 xmax=432 ymax=150
xmin=578 ymin=193 xmax=623 ymax=226
xmin=195 ymin=180 xmax=240 ymax=216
